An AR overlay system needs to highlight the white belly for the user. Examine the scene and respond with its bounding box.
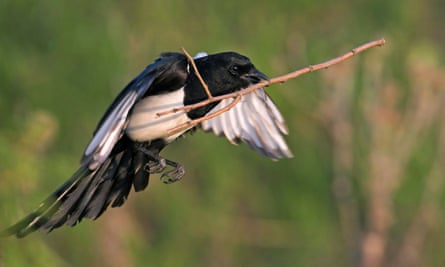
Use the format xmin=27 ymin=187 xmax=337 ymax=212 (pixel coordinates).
xmin=126 ymin=89 xmax=192 ymax=142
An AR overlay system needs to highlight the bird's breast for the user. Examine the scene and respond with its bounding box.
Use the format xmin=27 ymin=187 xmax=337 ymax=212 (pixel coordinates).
xmin=126 ymin=88 xmax=192 ymax=142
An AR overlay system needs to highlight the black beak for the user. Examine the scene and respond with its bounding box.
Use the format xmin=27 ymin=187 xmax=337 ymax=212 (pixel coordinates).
xmin=243 ymin=68 xmax=269 ymax=84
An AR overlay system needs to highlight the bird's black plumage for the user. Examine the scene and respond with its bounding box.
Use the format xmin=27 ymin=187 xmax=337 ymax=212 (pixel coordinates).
xmin=1 ymin=51 xmax=292 ymax=238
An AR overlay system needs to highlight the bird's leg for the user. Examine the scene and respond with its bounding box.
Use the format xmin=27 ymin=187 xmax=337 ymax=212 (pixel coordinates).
xmin=135 ymin=143 xmax=185 ymax=183
xmin=135 ymin=144 xmax=167 ymax=174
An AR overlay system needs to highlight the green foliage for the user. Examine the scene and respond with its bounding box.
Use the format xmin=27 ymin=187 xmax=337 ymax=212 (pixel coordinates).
xmin=1 ymin=0 xmax=445 ymax=266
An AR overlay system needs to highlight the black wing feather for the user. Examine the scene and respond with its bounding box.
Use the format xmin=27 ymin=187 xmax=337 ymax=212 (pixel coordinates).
xmin=1 ymin=53 xmax=188 ymax=238
xmin=81 ymin=52 xmax=187 ymax=169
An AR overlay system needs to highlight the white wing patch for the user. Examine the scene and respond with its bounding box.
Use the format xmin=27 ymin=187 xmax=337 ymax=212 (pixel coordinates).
xmin=194 ymin=52 xmax=208 ymax=59
xmin=201 ymin=89 xmax=293 ymax=160
xmin=84 ymin=91 xmax=139 ymax=169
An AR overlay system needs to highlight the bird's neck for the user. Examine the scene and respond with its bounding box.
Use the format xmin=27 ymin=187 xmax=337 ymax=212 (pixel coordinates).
xmin=183 ymin=75 xmax=221 ymax=119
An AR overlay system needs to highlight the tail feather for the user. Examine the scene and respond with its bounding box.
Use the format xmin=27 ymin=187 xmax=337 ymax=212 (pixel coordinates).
xmin=109 ymin=160 xmax=135 ymax=208
xmin=0 ymin=167 xmax=91 ymax=237
xmin=79 ymin=156 xmax=123 ymax=220
xmin=65 ymin=150 xmax=132 ymax=225
xmin=1 ymin=142 xmax=152 ymax=238
xmin=48 ymin=168 xmax=100 ymax=228
xmin=83 ymin=176 xmax=115 ymax=219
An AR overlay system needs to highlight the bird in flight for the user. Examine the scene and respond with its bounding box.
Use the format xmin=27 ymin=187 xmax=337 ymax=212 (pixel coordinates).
xmin=2 ymin=51 xmax=293 ymax=238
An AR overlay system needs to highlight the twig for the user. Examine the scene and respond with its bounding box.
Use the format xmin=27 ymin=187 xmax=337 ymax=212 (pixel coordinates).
xmin=168 ymin=94 xmax=242 ymax=135
xmin=181 ymin=47 xmax=214 ymax=99
xmin=161 ymin=38 xmax=386 ymax=134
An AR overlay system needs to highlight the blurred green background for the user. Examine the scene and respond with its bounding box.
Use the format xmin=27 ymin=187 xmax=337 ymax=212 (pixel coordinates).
xmin=1 ymin=0 xmax=445 ymax=266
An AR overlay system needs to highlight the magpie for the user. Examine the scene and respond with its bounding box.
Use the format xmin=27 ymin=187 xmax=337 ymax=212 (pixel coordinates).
xmin=2 ymin=51 xmax=293 ymax=238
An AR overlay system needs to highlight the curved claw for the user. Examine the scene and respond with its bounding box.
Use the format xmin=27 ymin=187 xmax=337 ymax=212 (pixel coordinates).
xmin=145 ymin=158 xmax=167 ymax=174
xmin=160 ymin=163 xmax=185 ymax=184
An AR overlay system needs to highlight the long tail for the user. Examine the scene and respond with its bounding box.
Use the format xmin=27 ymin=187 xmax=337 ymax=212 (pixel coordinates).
xmin=1 ymin=138 xmax=151 ymax=238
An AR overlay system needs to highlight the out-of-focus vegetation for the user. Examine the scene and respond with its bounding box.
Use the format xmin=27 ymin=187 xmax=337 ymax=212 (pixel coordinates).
xmin=1 ymin=0 xmax=444 ymax=266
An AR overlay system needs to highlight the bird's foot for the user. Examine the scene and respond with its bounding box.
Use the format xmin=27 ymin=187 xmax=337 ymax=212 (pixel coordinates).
xmin=145 ymin=158 xmax=167 ymax=174
xmin=160 ymin=160 xmax=185 ymax=184
xmin=136 ymin=143 xmax=168 ymax=174
xmin=135 ymin=144 xmax=185 ymax=183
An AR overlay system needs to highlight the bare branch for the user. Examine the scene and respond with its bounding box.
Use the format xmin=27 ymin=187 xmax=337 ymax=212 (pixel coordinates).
xmin=160 ymin=38 xmax=386 ymax=133
xmin=168 ymin=94 xmax=242 ymax=135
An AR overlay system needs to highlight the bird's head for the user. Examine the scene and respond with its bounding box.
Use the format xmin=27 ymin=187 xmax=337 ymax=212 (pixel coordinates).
xmin=194 ymin=52 xmax=269 ymax=96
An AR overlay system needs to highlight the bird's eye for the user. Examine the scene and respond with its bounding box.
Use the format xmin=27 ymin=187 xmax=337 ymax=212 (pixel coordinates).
xmin=230 ymin=64 xmax=240 ymax=75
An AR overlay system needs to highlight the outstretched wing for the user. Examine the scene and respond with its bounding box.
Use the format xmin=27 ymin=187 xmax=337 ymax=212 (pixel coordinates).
xmin=201 ymin=89 xmax=293 ymax=160
xmin=82 ymin=53 xmax=186 ymax=169
xmin=1 ymin=53 xmax=188 ymax=238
